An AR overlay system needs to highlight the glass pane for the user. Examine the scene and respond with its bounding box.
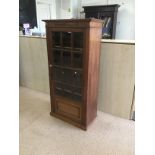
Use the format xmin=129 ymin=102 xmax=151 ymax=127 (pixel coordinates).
xmin=63 ymin=84 xmax=73 ymax=98
xmin=55 ymin=82 xmax=63 ymax=89
xmin=62 ymin=52 xmax=71 ymax=67
xmin=61 ymin=69 xmax=73 ymax=85
xmin=54 ymin=82 xmax=82 ymax=101
xmin=55 ymin=82 xmax=73 ymax=99
xmin=55 ymin=88 xmax=63 ymax=96
xmin=53 ymin=67 xmax=62 ymax=81
xmin=73 ymin=71 xmax=82 ymax=87
xmin=62 ymin=32 xmax=71 ymax=48
xmin=62 ymin=90 xmax=73 ymax=99
xmin=52 ymin=32 xmax=61 ymax=47
xmin=55 ymin=82 xmax=63 ymax=96
xmin=53 ymin=50 xmax=61 ymax=65
xmin=73 ymin=53 xmax=82 ymax=68
xmin=72 ymin=87 xmax=82 ymax=101
xmin=63 ymin=84 xmax=73 ymax=93
xmin=73 ymin=32 xmax=83 ymax=49
xmin=102 ymin=17 xmax=112 ymax=39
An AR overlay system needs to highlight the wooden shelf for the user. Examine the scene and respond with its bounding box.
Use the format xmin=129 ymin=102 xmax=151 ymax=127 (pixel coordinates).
xmin=53 ymin=65 xmax=83 ymax=71
xmin=54 ymin=80 xmax=82 ymax=89
xmin=53 ymin=47 xmax=83 ymax=53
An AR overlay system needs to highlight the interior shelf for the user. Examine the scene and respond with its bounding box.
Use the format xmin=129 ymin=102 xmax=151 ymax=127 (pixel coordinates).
xmin=55 ymin=82 xmax=82 ymax=102
xmin=53 ymin=65 xmax=83 ymax=71
xmin=54 ymin=80 xmax=82 ymax=89
xmin=52 ymin=47 xmax=83 ymax=53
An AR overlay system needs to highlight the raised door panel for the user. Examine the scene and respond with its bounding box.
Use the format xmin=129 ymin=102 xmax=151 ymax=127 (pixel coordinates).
xmin=55 ymin=98 xmax=82 ymax=122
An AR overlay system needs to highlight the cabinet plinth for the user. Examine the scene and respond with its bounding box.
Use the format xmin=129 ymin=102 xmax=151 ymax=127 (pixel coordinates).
xmin=43 ymin=19 xmax=103 ymax=130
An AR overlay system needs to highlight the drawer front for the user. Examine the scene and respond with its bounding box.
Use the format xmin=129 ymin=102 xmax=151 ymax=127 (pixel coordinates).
xmin=55 ymin=98 xmax=81 ymax=122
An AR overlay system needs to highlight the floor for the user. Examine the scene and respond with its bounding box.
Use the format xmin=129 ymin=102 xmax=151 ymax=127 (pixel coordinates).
xmin=19 ymin=86 xmax=135 ymax=155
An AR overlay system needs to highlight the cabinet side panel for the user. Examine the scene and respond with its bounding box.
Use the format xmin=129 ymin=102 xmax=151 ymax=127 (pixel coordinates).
xmin=46 ymin=26 xmax=55 ymax=113
xmin=86 ymin=27 xmax=102 ymax=125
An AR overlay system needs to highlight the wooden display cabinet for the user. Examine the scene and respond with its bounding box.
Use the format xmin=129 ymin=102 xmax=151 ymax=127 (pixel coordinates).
xmin=43 ymin=19 xmax=103 ymax=130
xmin=83 ymin=5 xmax=120 ymax=39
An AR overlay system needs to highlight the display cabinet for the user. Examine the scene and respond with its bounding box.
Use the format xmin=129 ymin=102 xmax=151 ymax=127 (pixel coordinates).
xmin=83 ymin=5 xmax=120 ymax=39
xmin=43 ymin=19 xmax=103 ymax=130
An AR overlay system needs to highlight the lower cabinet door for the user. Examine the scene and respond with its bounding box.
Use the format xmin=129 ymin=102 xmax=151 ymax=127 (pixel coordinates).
xmin=55 ymin=97 xmax=82 ymax=122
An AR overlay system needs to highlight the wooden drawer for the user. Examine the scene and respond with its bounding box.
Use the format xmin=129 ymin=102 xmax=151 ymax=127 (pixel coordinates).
xmin=55 ymin=98 xmax=81 ymax=122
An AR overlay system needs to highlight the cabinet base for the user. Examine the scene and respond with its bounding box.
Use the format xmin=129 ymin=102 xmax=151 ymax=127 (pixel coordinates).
xmin=50 ymin=112 xmax=87 ymax=130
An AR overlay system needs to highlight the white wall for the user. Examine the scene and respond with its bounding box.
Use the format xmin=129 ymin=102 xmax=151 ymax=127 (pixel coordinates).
xmin=19 ymin=36 xmax=135 ymax=119
xmin=56 ymin=0 xmax=61 ymax=19
xmin=35 ymin=0 xmax=56 ymax=33
xmin=56 ymin=0 xmax=78 ymax=19
xmin=81 ymin=0 xmax=135 ymax=40
xmin=35 ymin=0 xmax=135 ymax=40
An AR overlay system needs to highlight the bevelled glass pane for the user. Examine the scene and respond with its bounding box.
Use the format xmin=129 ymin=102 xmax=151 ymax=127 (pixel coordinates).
xmin=73 ymin=53 xmax=82 ymax=68
xmin=52 ymin=32 xmax=61 ymax=47
xmin=62 ymin=32 xmax=71 ymax=48
xmin=73 ymin=32 xmax=83 ymax=49
xmin=63 ymin=52 xmax=71 ymax=66
xmin=53 ymin=50 xmax=61 ymax=65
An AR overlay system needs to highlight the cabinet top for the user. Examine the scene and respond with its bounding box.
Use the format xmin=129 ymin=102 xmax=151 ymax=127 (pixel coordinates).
xmin=83 ymin=4 xmax=120 ymax=12
xmin=43 ymin=19 xmax=103 ymax=23
xmin=83 ymin=4 xmax=120 ymax=8
xmin=43 ymin=19 xmax=104 ymax=28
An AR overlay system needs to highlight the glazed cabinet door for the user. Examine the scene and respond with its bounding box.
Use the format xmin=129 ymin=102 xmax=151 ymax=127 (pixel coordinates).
xmin=47 ymin=28 xmax=85 ymax=121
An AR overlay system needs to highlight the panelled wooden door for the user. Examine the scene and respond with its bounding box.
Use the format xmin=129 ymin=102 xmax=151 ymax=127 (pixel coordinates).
xmin=46 ymin=28 xmax=86 ymax=124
